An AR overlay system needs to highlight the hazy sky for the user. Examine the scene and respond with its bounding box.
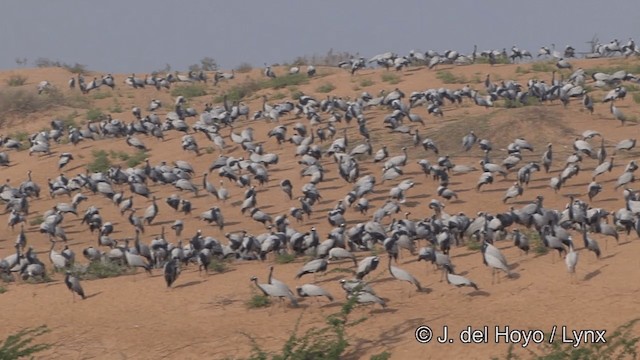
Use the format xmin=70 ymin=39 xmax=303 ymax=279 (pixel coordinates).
xmin=1 ymin=1 xmax=638 ymax=74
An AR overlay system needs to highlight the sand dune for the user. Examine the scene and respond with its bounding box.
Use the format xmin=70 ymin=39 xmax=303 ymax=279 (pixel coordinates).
xmin=0 ymin=56 xmax=640 ymax=359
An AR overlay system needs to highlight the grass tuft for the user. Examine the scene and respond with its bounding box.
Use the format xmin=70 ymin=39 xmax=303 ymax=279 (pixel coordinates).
xmin=171 ymin=84 xmax=207 ymax=99
xmin=0 ymin=325 xmax=51 ymax=359
xmin=316 ymin=83 xmax=336 ymax=93
xmin=246 ymin=294 xmax=272 ymax=309
xmin=381 ymin=72 xmax=401 ymax=84
xmin=6 ymin=74 xmax=28 ymax=87
xmin=275 ymin=253 xmax=296 ymax=264
xmin=87 ymin=149 xmax=111 ymax=173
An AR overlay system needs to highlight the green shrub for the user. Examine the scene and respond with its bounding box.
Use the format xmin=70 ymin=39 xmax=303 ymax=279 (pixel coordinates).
xmin=360 ymin=78 xmax=375 ymax=87
xmin=290 ymin=90 xmax=304 ymax=100
xmin=29 ymin=216 xmax=44 ymax=226
xmin=91 ymin=91 xmax=112 ymax=100
xmin=527 ymin=230 xmax=548 ymax=256
xmin=0 ymin=325 xmax=50 ymax=359
xmin=213 ymin=79 xmax=262 ymax=103
xmin=0 ymin=286 xmax=6 ymax=294
xmin=370 ymin=351 xmax=392 ymax=360
xmin=0 ymin=88 xmax=74 ymax=125
xmin=87 ymin=149 xmax=111 ymax=173
xmin=467 ymin=240 xmax=482 ymax=251
xmin=316 ymin=83 xmax=336 ymax=93
xmin=126 ymin=150 xmax=147 ymax=168
xmin=275 ymin=253 xmax=296 ymax=264
xmin=436 ymin=70 xmax=467 ymax=84
xmin=633 ymin=92 xmax=640 ymax=105
xmin=271 ymin=92 xmax=286 ymax=100
xmin=5 ymin=74 xmax=27 ymax=87
xmin=79 ymin=260 xmax=130 ymax=280
xmin=208 ymin=258 xmax=228 ymax=273
xmin=245 ymin=293 xmax=362 ymax=359
xmin=109 ymin=99 xmax=123 ymax=113
xmin=381 ymin=72 xmax=400 ymax=84
xmin=171 ymin=84 xmax=207 ymax=99
xmin=86 ymin=108 xmax=104 ymax=122
xmin=246 ymin=294 xmax=271 ymax=309
xmin=530 ymin=61 xmax=555 ymax=73
xmin=264 ymin=73 xmax=309 ymax=89
xmin=515 ymin=66 xmax=530 ymax=75
xmin=494 ymin=318 xmax=640 ymax=360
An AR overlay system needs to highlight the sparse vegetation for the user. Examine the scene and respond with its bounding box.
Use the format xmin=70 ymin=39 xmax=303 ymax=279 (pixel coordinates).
xmin=126 ymin=150 xmax=147 ymax=168
xmin=515 ymin=66 xmax=530 ymax=75
xmin=0 ymin=325 xmax=51 ymax=359
xmin=34 ymin=57 xmax=88 ymax=74
xmin=0 ymin=285 xmax=6 ymax=294
xmin=29 ymin=215 xmax=44 ymax=226
xmin=85 ymin=107 xmax=105 ymax=122
xmin=271 ymin=92 xmax=286 ymax=100
xmin=436 ymin=70 xmax=467 ymax=84
xmin=5 ymin=74 xmax=28 ymax=87
xmin=109 ymin=99 xmax=123 ymax=113
xmin=494 ymin=318 xmax=640 ymax=360
xmin=214 ymin=79 xmax=262 ymax=103
xmin=316 ymin=83 xmax=336 ymax=93
xmin=9 ymin=131 xmax=29 ymax=142
xmin=247 ymin=294 xmax=272 ymax=309
xmin=530 ymin=61 xmax=555 ymax=73
xmin=87 ymin=149 xmax=111 ymax=173
xmin=360 ymin=78 xmax=375 ymax=87
xmin=208 ymin=258 xmax=228 ymax=273
xmin=244 ymin=291 xmax=361 ymax=360
xmin=236 ymin=62 xmax=254 ymax=73
xmin=381 ymin=72 xmax=401 ymax=84
xmin=92 ymin=91 xmax=112 ymax=100
xmin=171 ymin=84 xmax=208 ymax=99
xmin=275 ymin=253 xmax=296 ymax=264
xmin=467 ymin=240 xmax=482 ymax=251
xmin=78 ymin=260 xmax=131 ymax=280
xmin=265 ymin=73 xmax=309 ymax=89
xmin=633 ymin=92 xmax=640 ymax=105
xmin=290 ymin=89 xmax=303 ymax=100
xmin=0 ymin=88 xmax=79 ymax=125
xmin=370 ymin=351 xmax=392 ymax=360
xmin=528 ymin=230 xmax=548 ymax=256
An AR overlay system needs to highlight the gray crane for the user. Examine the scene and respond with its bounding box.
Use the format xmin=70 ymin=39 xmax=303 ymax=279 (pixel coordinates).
xmin=481 ymin=240 xmax=512 ymax=283
xmin=387 ymin=255 xmax=422 ymax=291
xmin=443 ymin=264 xmax=478 ymax=291
xmin=356 ymin=256 xmax=379 ymax=280
xmin=251 ymin=276 xmax=298 ymax=307
xmin=327 ymin=247 xmax=357 ymax=267
xmin=163 ymin=257 xmax=180 ymax=288
xmin=65 ymin=271 xmax=86 ymax=301
xmin=565 ymin=240 xmax=579 ymax=283
xmin=296 ymin=284 xmax=334 ymax=302
xmin=295 ymin=258 xmax=328 ymax=279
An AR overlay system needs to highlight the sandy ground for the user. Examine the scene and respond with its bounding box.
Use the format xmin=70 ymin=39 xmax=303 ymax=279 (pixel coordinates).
xmin=0 ymin=56 xmax=640 ymax=359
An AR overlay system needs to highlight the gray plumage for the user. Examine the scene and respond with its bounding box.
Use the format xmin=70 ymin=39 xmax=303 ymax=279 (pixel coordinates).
xmin=65 ymin=271 xmax=86 ymax=300
xmin=296 ymin=284 xmax=334 ymax=301
xmin=295 ymin=258 xmax=328 ymax=279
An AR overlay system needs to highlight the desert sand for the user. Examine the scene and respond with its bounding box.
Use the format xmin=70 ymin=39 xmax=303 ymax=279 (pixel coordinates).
xmin=0 ymin=56 xmax=639 ymax=359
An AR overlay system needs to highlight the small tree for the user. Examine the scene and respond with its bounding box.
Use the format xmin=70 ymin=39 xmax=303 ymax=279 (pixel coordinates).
xmin=200 ymin=57 xmax=218 ymax=71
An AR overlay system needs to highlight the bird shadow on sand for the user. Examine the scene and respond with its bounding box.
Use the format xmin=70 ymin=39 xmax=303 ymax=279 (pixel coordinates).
xmin=583 ymin=265 xmax=608 ymax=281
xmin=85 ymin=291 xmax=102 ymax=299
xmin=599 ymin=252 xmax=617 ymax=260
xmin=468 ymin=290 xmax=490 ymax=297
xmin=151 ymin=220 xmax=178 ymax=226
xmin=345 ymin=316 xmax=424 ymax=358
xmin=315 ymin=274 xmax=349 ymax=284
xmin=173 ymin=280 xmax=206 ymax=289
